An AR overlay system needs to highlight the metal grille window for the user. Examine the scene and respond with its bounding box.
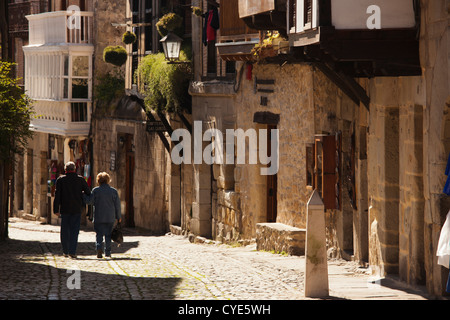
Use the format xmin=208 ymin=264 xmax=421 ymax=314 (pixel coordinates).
xmin=71 ymin=102 xmax=88 ymax=122
xmin=304 ymin=0 xmax=312 ymax=27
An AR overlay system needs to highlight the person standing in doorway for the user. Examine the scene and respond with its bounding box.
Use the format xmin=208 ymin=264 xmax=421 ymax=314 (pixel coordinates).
xmin=54 ymin=161 xmax=91 ymax=259
xmin=84 ymin=172 xmax=121 ymax=259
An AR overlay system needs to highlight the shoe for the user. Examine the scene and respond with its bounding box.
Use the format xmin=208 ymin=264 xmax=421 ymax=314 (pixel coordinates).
xmin=97 ymin=249 xmax=103 ymax=259
xmin=105 ymin=253 xmax=111 ymax=259
xmin=63 ymin=253 xmax=69 ymax=258
xmin=69 ymin=254 xmax=77 ymax=259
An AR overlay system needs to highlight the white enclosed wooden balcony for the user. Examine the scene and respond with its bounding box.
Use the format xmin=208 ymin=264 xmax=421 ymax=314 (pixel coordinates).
xmin=286 ymin=0 xmax=420 ymax=77
xmin=289 ymin=0 xmax=416 ymax=41
xmin=30 ymin=100 xmax=91 ymax=136
xmin=27 ymin=10 xmax=93 ymax=46
xmin=23 ymin=10 xmax=94 ymax=137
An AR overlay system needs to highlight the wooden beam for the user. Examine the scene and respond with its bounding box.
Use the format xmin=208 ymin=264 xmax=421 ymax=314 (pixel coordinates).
xmin=337 ymin=71 xmax=370 ymax=109
xmin=177 ymin=112 xmax=192 ymax=133
xmin=147 ymin=111 xmax=171 ymax=153
xmin=314 ymin=62 xmax=370 ymax=111
xmin=127 ymin=94 xmax=171 ymax=153
xmin=157 ymin=111 xmax=174 ymax=136
xmin=318 ymin=0 xmax=332 ymax=26
xmin=323 ymin=40 xmax=419 ymax=61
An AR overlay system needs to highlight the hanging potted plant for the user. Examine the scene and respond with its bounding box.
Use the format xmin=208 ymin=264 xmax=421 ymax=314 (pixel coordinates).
xmin=251 ymin=31 xmax=284 ymax=61
xmin=103 ymin=45 xmax=127 ymax=67
xmin=191 ymin=6 xmax=203 ymax=17
xmin=156 ymin=12 xmax=183 ymax=37
xmin=122 ymin=31 xmax=137 ymax=45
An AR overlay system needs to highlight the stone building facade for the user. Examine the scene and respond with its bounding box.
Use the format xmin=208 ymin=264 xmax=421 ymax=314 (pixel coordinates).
xmin=90 ymin=96 xmax=169 ymax=233
xmin=183 ymin=0 xmax=450 ymax=297
xmin=9 ymin=0 xmax=450 ymax=298
xmin=12 ymin=0 xmax=127 ymax=226
xmin=365 ymin=1 xmax=450 ymax=294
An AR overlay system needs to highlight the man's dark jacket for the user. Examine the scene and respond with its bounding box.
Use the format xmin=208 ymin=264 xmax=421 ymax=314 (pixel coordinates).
xmin=53 ymin=172 xmax=91 ymax=215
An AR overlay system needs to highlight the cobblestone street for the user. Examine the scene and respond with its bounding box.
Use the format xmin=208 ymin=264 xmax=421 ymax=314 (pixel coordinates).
xmin=0 ymin=218 xmax=434 ymax=302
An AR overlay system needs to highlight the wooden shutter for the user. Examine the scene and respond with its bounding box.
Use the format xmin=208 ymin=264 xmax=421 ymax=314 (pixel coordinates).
xmin=317 ymin=133 xmax=341 ymax=210
xmin=221 ymin=0 xmax=248 ymax=37
xmin=322 ymin=135 xmax=336 ymax=210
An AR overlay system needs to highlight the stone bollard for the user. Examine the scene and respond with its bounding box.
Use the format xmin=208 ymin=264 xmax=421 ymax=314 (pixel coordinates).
xmin=304 ymin=190 xmax=329 ymax=298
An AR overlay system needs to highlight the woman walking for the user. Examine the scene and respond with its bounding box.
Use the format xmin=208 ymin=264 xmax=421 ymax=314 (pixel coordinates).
xmin=84 ymin=172 xmax=121 ymax=258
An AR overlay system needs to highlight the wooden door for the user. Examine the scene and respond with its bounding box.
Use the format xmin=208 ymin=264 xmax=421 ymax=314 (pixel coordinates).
xmin=125 ymin=134 xmax=135 ymax=227
xmin=266 ymin=125 xmax=277 ymax=222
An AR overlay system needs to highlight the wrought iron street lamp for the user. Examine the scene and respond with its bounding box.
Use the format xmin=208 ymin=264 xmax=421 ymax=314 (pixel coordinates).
xmin=160 ymin=32 xmax=183 ymax=63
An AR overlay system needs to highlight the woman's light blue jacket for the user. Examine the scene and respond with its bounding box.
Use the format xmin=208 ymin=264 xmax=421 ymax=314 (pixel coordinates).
xmin=84 ymin=184 xmax=121 ymax=224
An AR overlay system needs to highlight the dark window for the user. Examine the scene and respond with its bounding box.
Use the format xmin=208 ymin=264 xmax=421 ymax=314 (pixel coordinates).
xmin=226 ymin=61 xmax=236 ymax=74
xmin=132 ymin=54 xmax=139 ymax=84
xmin=71 ymin=102 xmax=88 ymax=122
xmin=304 ymin=0 xmax=312 ymax=25
xmin=132 ymin=0 xmax=140 ymax=24
xmin=207 ymin=40 xmax=216 ymax=75
xmin=72 ymin=79 xmax=88 ymax=99
xmin=145 ymin=0 xmax=152 ymax=23
xmin=145 ymin=26 xmax=152 ymax=53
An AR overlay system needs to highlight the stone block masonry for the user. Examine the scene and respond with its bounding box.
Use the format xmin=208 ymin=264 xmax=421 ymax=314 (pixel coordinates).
xmin=256 ymin=223 xmax=306 ymax=256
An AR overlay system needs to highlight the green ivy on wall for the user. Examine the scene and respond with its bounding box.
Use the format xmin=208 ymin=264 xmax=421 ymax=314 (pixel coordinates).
xmin=94 ymin=71 xmax=125 ymax=106
xmin=135 ymin=47 xmax=192 ymax=114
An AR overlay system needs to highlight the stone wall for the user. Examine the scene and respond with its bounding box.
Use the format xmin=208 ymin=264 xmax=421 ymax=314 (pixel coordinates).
xmin=92 ymin=0 xmax=126 ymax=79
xmin=420 ymin=0 xmax=450 ymax=295
xmin=25 ymin=132 xmax=48 ymax=221
xmin=364 ymin=0 xmax=450 ymax=296
xmin=188 ymin=92 xmax=237 ymax=240
xmin=91 ymin=97 xmax=169 ymax=233
xmin=256 ymin=223 xmax=306 ymax=256
xmin=367 ymin=77 xmax=425 ymax=276
xmin=234 ymin=63 xmax=316 ymax=239
xmin=312 ymin=69 xmax=357 ymax=257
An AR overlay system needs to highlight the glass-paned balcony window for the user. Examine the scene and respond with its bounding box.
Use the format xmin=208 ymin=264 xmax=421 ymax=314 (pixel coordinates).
xmin=72 ymin=79 xmax=89 ymax=99
xmin=24 ymin=53 xmax=91 ymax=101
xmin=72 ymin=56 xmax=89 ymax=99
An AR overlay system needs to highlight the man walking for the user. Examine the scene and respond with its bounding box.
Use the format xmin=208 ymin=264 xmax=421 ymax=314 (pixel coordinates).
xmin=54 ymin=161 xmax=91 ymax=258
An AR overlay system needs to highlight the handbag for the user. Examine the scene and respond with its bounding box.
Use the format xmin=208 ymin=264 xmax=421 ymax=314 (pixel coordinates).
xmin=111 ymin=222 xmax=123 ymax=247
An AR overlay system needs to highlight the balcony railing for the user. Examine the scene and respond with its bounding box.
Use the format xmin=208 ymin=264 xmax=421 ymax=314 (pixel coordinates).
xmin=289 ymin=0 xmax=417 ymax=36
xmin=27 ymin=11 xmax=93 ymax=45
xmin=287 ymin=0 xmax=319 ymax=34
xmin=216 ymin=0 xmax=260 ymax=61
xmin=30 ymin=100 xmax=91 ymax=136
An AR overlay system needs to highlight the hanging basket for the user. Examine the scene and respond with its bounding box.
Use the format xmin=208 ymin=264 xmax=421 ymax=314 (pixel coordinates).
xmin=122 ymin=31 xmax=137 ymax=45
xmin=156 ymin=12 xmax=183 ymax=37
xmin=103 ymin=46 xmax=127 ymax=67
